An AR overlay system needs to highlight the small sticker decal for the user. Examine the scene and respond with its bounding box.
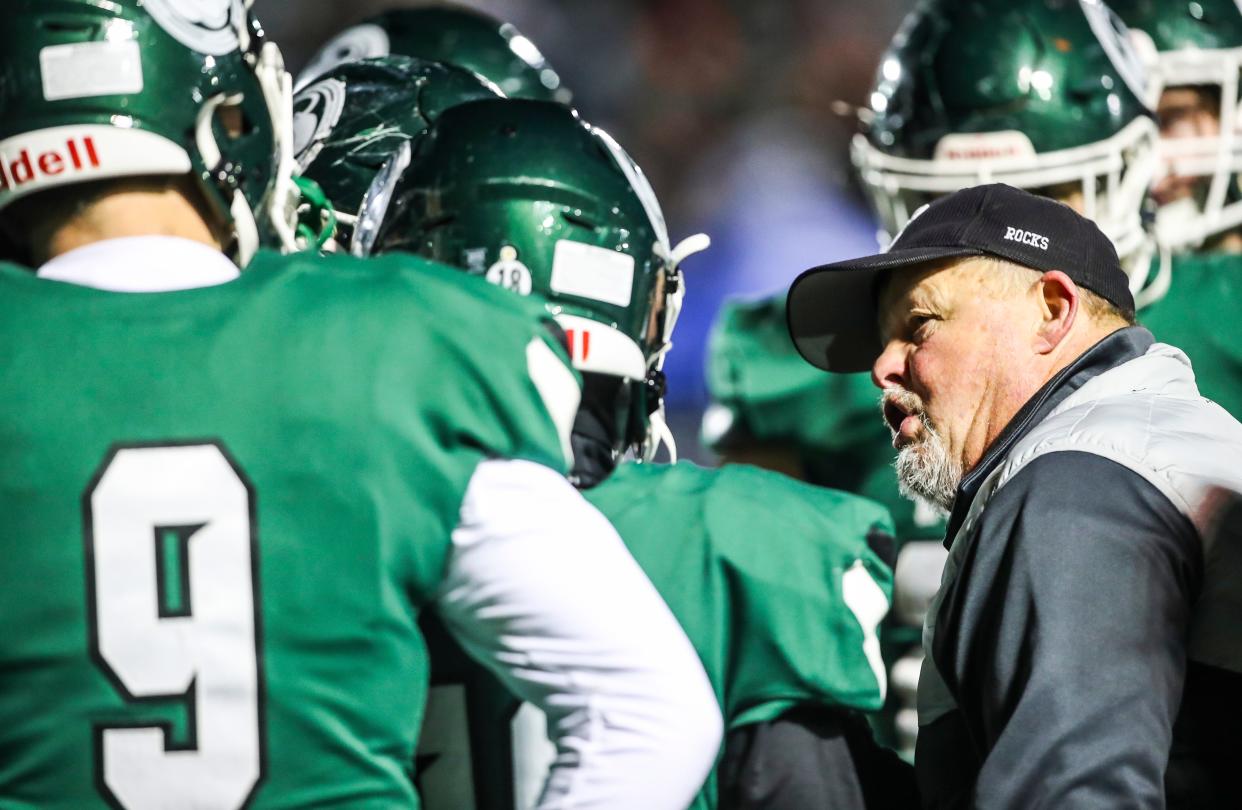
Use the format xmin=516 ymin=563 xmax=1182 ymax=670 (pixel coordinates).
xmin=486 ymin=246 xmax=534 ymax=295
xmin=464 ymin=248 xmax=488 ymax=273
xmin=550 ymin=240 xmax=634 ymax=307
xmin=40 ymin=40 xmax=144 ymax=102
xmin=144 ymin=0 xmax=245 ymax=56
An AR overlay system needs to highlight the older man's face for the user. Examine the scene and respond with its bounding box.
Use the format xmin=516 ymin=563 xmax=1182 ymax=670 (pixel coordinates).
xmin=872 ymin=258 xmax=1040 ymax=507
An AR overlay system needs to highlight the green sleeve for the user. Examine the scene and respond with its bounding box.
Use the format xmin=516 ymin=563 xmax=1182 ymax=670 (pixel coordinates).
xmin=1140 ymin=253 xmax=1242 ymax=421
xmin=586 ymin=462 xmax=895 ymax=730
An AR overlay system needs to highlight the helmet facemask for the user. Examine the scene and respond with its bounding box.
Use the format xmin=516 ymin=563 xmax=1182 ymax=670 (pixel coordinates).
xmin=1111 ymin=0 xmax=1242 ymax=257
xmin=853 ymin=117 xmax=1164 ymax=304
xmin=1145 ymin=44 xmax=1242 ymax=253
xmin=853 ymin=0 xmax=1167 ymax=306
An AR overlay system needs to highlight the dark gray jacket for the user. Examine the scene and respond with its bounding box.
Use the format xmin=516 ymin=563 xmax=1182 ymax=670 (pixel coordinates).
xmin=916 ymin=327 xmax=1242 ymax=809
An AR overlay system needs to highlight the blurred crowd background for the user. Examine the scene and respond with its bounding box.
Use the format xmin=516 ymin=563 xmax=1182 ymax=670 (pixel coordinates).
xmin=260 ymin=0 xmax=914 ymax=461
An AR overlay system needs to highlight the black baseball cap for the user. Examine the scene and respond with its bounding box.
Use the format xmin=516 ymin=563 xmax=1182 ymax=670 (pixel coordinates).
xmin=786 ymin=183 xmax=1135 ymax=373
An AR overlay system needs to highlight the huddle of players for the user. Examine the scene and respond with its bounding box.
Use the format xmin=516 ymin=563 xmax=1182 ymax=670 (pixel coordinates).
xmin=0 ymin=3 xmax=901 ymax=810
xmin=2 ymin=0 xmax=1236 ymax=808
xmin=290 ymin=1 xmax=1242 ymax=805
xmin=289 ymin=10 xmax=906 ymax=809
xmin=706 ymin=0 xmax=1242 ymax=762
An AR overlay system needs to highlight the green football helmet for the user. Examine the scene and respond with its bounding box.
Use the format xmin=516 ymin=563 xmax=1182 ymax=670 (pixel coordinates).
xmin=1112 ymin=0 xmax=1242 ymax=251
xmin=295 ymin=6 xmax=571 ymax=104
xmin=292 ymin=56 xmax=500 ymax=254
xmin=377 ymin=98 xmax=707 ymax=467
xmin=0 ymin=0 xmax=299 ymax=266
xmin=853 ymin=0 xmax=1164 ymax=303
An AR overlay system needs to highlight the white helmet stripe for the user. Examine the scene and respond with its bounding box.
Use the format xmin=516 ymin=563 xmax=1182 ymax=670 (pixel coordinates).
xmin=553 ymin=314 xmax=648 ymax=381
xmin=0 ymin=125 xmax=191 ymax=210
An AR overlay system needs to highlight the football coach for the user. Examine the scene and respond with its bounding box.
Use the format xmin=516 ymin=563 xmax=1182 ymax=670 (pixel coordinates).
xmin=787 ymin=184 xmax=1242 ymax=808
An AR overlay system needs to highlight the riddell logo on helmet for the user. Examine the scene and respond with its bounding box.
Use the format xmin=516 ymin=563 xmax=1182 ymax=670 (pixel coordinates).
xmin=1003 ymin=226 xmax=1050 ymax=251
xmin=941 ymin=144 xmax=1024 ymax=160
xmin=0 ymin=136 xmax=101 ymax=193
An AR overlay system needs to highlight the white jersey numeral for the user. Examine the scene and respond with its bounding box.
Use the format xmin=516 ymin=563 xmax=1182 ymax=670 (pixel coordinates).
xmin=86 ymin=444 xmax=264 ymax=810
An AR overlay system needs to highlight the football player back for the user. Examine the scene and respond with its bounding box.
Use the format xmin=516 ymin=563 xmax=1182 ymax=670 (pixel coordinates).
xmin=372 ymin=96 xmax=913 ymax=810
xmin=0 ymin=3 xmax=721 ymax=808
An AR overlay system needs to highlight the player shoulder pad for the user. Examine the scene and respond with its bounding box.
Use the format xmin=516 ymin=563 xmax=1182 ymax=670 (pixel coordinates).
xmin=249 ymin=249 xmax=581 ymax=471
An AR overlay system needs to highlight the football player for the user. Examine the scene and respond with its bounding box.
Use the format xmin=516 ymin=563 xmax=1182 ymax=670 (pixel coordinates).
xmin=0 ymin=2 xmax=722 ymax=808
xmin=853 ymin=0 xmax=1160 ymax=301
xmin=296 ymin=5 xmax=571 ymax=103
xmin=701 ymin=294 xmax=948 ymax=757
xmin=1110 ymin=0 xmax=1242 ymax=418
xmin=370 ymin=97 xmax=913 ymax=810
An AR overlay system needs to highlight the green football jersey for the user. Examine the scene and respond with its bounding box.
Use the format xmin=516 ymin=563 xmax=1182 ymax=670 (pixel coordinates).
xmin=1140 ymin=252 xmax=1242 ymax=420
xmin=0 ymin=249 xmax=574 ymax=810
xmin=416 ymin=461 xmax=894 ymax=810
xmin=703 ymin=293 xmax=947 ymax=754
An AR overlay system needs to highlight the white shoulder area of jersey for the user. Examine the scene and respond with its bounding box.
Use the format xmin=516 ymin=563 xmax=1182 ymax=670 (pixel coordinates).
xmin=438 ymin=458 xmax=722 ymax=810
xmin=37 ymin=235 xmax=239 ymax=292
xmin=526 ymin=337 xmax=581 ymax=468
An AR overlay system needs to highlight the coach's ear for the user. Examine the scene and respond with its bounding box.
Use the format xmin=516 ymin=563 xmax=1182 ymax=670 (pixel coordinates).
xmin=1033 ymin=270 xmax=1078 ymax=355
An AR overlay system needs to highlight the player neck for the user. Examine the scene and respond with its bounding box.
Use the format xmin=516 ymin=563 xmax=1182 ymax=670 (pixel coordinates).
xmin=1205 ymin=229 xmax=1242 ymax=254
xmin=39 ymin=186 xmax=224 ymax=265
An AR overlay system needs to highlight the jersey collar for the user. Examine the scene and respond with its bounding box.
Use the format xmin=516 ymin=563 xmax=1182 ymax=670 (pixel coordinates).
xmin=37 ymin=236 xmax=240 ymax=292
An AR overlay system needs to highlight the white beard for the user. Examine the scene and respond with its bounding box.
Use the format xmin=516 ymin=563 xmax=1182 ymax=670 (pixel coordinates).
xmin=894 ymin=418 xmax=962 ymax=513
xmin=882 ymin=389 xmax=962 ymax=513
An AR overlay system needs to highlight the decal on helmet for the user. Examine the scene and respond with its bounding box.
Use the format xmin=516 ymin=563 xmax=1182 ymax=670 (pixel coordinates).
xmin=933 ymin=131 xmax=1037 ymax=162
xmin=296 ymin=24 xmax=391 ymax=91
xmin=40 ymin=40 xmax=144 ymax=102
xmin=486 ymin=245 xmax=534 ymax=295
xmin=292 ymin=78 xmax=347 ymax=171
xmin=550 ymin=240 xmax=635 ymax=307
xmin=144 ymin=0 xmax=246 ymax=56
xmin=1080 ymin=0 xmax=1150 ymax=106
xmin=554 ymin=314 xmax=649 ymax=380
xmin=590 ymin=126 xmax=671 ymax=252
xmin=0 ymin=124 xmax=191 ymax=204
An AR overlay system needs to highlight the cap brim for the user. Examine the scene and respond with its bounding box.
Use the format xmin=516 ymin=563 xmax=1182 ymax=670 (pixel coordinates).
xmin=786 ymin=245 xmax=984 ymax=373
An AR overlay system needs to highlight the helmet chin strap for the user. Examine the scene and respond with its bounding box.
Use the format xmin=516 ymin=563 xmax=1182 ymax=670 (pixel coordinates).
xmin=255 ymin=42 xmax=300 ymax=255
xmin=195 ymin=92 xmax=260 ymax=267
xmin=640 ymin=232 xmax=712 ymax=464
xmin=194 ymin=38 xmax=299 ymax=267
xmin=643 ymin=407 xmax=678 ymax=463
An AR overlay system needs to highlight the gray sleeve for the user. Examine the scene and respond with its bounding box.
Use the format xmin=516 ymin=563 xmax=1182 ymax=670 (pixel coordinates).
xmin=933 ymin=451 xmax=1201 ymax=809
